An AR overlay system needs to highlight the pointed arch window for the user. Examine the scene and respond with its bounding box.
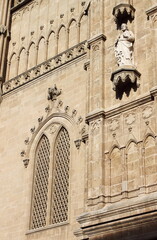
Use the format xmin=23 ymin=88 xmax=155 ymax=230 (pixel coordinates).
xmin=31 ymin=135 xmax=50 ymax=229
xmin=30 ymin=127 xmax=70 ymax=230
xmin=51 ymin=127 xmax=70 ymax=224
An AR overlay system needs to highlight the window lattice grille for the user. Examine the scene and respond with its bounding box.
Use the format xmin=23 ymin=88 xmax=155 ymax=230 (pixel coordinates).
xmin=51 ymin=128 xmax=70 ymax=224
xmin=31 ymin=135 xmax=50 ymax=229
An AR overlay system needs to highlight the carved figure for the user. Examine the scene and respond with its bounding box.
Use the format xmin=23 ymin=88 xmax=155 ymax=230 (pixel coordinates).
xmin=115 ymin=23 xmax=135 ymax=66
xmin=47 ymin=84 xmax=61 ymax=101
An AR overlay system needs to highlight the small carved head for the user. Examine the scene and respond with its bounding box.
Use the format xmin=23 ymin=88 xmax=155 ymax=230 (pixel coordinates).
xmin=121 ymin=23 xmax=128 ymax=31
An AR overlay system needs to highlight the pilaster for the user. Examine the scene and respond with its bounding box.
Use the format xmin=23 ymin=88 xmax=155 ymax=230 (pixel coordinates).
xmin=85 ymin=31 xmax=106 ymax=208
xmin=146 ymin=5 xmax=157 ymax=87
xmin=0 ymin=0 xmax=11 ymax=98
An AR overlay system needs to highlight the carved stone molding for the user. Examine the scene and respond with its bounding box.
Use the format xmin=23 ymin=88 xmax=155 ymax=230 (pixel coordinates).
xmin=75 ymin=193 xmax=157 ymax=240
xmin=113 ymin=3 xmax=135 ymax=28
xmin=11 ymin=0 xmax=33 ymax=12
xmin=87 ymin=33 xmax=106 ymax=48
xmin=86 ymin=108 xmax=105 ymax=124
xmin=111 ymin=66 xmax=141 ymax=91
xmin=3 ymin=41 xmax=87 ymax=95
xmin=146 ymin=5 xmax=157 ymax=23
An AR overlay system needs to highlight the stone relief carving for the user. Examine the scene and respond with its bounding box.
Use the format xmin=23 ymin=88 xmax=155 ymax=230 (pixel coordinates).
xmin=109 ymin=119 xmax=119 ymax=131
xmin=20 ymin=150 xmax=26 ymax=157
xmin=0 ymin=25 xmax=7 ymax=35
xmin=142 ymin=106 xmax=153 ymax=119
xmin=30 ymin=126 xmax=35 ymax=134
xmin=23 ymin=159 xmax=29 ymax=168
xmin=91 ymin=119 xmax=102 ymax=134
xmin=74 ymin=139 xmax=82 ymax=149
xmin=38 ymin=116 xmax=43 ymax=123
xmin=49 ymin=124 xmax=58 ymax=134
xmin=47 ymin=85 xmax=62 ymax=101
xmin=77 ymin=116 xmax=83 ymax=124
xmin=115 ymin=23 xmax=134 ymax=67
xmin=45 ymin=105 xmax=51 ymax=113
xmin=72 ymin=109 xmax=77 ymax=117
xmin=24 ymin=137 xmax=30 ymax=145
xmin=125 ymin=113 xmax=136 ymax=125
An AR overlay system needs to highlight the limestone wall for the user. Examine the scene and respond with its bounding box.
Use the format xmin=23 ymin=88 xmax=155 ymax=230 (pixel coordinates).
xmin=1 ymin=1 xmax=157 ymax=240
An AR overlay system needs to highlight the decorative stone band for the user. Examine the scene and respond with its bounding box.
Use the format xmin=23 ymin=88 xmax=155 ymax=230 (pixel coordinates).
xmin=3 ymin=41 xmax=87 ymax=94
xmin=11 ymin=0 xmax=32 ymax=12
xmin=111 ymin=66 xmax=141 ymax=91
xmin=146 ymin=5 xmax=157 ymax=20
xmin=74 ymin=192 xmax=157 ymax=239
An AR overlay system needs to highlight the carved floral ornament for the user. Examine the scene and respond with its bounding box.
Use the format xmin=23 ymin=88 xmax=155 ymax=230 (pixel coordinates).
xmin=142 ymin=106 xmax=153 ymax=119
xmin=109 ymin=118 xmax=119 ymax=131
xmin=125 ymin=113 xmax=136 ymax=125
xmin=90 ymin=119 xmax=102 ymax=135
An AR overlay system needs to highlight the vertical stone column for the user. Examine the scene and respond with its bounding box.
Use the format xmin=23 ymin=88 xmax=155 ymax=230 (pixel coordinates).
xmin=0 ymin=0 xmax=11 ymax=93
xmin=146 ymin=6 xmax=157 ymax=87
xmin=85 ymin=2 xmax=106 ymax=207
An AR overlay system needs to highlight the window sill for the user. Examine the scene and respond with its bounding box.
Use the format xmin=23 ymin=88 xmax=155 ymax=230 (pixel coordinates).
xmin=26 ymin=221 xmax=69 ymax=235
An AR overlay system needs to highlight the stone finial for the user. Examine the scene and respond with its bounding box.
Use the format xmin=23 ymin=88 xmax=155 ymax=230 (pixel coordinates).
xmin=47 ymin=84 xmax=62 ymax=101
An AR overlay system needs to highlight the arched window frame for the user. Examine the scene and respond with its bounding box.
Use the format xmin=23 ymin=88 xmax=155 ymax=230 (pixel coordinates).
xmin=29 ymin=123 xmax=71 ymax=231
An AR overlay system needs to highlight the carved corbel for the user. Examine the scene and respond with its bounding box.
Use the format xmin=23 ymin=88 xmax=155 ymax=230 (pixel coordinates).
xmin=111 ymin=66 xmax=141 ymax=91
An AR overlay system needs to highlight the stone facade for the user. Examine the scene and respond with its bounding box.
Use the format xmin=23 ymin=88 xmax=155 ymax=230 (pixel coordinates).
xmin=0 ymin=0 xmax=157 ymax=240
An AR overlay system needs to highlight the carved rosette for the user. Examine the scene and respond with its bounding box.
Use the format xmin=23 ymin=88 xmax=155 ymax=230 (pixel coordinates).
xmin=111 ymin=66 xmax=141 ymax=91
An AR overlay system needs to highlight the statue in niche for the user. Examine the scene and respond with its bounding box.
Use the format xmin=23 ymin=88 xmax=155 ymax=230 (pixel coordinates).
xmin=115 ymin=23 xmax=135 ymax=66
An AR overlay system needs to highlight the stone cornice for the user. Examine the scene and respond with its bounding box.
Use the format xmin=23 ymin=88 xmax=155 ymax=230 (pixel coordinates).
xmin=85 ymin=90 xmax=155 ymax=123
xmin=86 ymin=108 xmax=105 ymax=124
xmin=75 ymin=193 xmax=157 ymax=238
xmin=11 ymin=0 xmax=33 ymax=13
xmin=2 ymin=41 xmax=87 ymax=95
xmin=105 ymin=92 xmax=153 ymax=119
xmin=146 ymin=5 xmax=157 ymax=19
xmin=87 ymin=33 xmax=106 ymax=47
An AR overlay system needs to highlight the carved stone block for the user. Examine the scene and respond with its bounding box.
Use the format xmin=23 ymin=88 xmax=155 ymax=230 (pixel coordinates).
xmin=111 ymin=66 xmax=141 ymax=91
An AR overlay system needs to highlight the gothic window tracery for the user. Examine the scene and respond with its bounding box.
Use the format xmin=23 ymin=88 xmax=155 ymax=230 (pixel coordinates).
xmin=30 ymin=127 xmax=70 ymax=230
